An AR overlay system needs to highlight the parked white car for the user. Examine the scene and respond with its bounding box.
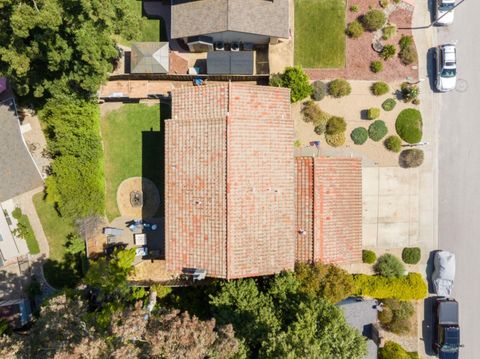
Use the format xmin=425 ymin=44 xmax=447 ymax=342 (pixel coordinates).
xmin=435 ymin=0 xmax=455 ymax=26
xmin=434 ymin=44 xmax=457 ymax=92
xmin=432 ymin=251 xmax=456 ymax=297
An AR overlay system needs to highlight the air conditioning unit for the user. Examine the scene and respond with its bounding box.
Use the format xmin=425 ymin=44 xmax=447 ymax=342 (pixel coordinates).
xmin=231 ymin=42 xmax=240 ymax=51
xmin=214 ymin=41 xmax=225 ymax=51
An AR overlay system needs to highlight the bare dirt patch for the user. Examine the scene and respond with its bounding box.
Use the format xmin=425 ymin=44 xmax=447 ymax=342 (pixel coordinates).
xmin=116 ymin=177 xmax=160 ymax=218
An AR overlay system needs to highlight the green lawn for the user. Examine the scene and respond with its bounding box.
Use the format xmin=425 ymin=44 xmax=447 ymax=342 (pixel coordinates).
xmin=115 ymin=0 xmax=168 ymax=46
xmin=11 ymin=208 xmax=40 ymax=255
xmin=294 ymin=0 xmax=346 ymax=68
xmin=33 ymin=193 xmax=81 ymax=289
xmin=101 ymin=104 xmax=165 ymax=221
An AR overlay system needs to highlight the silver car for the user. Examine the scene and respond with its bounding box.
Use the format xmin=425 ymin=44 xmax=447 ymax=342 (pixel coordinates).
xmin=432 ymin=251 xmax=456 ymax=297
xmin=434 ymin=44 xmax=457 ymax=92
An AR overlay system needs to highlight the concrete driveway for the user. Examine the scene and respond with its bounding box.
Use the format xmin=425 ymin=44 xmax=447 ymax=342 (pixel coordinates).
xmin=363 ymin=166 xmax=435 ymax=251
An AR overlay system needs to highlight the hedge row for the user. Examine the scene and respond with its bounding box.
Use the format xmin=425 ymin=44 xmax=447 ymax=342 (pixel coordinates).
xmin=40 ymin=99 xmax=105 ymax=219
xmin=352 ymin=273 xmax=427 ymax=300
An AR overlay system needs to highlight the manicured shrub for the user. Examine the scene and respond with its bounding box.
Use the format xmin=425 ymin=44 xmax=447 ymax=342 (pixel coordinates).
xmin=350 ymin=4 xmax=359 ymax=12
xmin=311 ymin=80 xmax=327 ymax=101
xmin=380 ymin=44 xmax=397 ymax=60
xmin=271 ymin=66 xmax=313 ymax=103
xmin=382 ymin=98 xmax=397 ymax=111
xmin=362 ymin=9 xmax=386 ymax=31
xmin=367 ymin=107 xmax=381 ymax=120
xmin=374 ymin=253 xmax=405 ymax=278
xmin=395 ymin=108 xmax=422 ymax=143
xmin=326 ymin=116 xmax=347 ymax=135
xmin=399 ymin=35 xmax=418 ymax=65
xmin=379 ymin=341 xmax=420 ymax=359
xmin=380 ymin=0 xmax=389 ymax=8
xmin=346 ymin=20 xmax=364 ymax=38
xmin=351 ymin=127 xmax=368 ymax=145
xmin=370 ymin=81 xmax=390 ymax=96
xmin=382 ymin=24 xmax=397 ymax=40
xmin=352 ymin=273 xmax=428 ymax=300
xmin=400 ymin=82 xmax=419 ymax=102
xmin=384 ymin=135 xmax=402 ymax=153
xmin=328 ymin=79 xmax=351 ymax=98
xmin=362 ymin=249 xmax=377 ymax=264
xmin=370 ymin=60 xmax=383 ymax=73
xmin=368 ymin=120 xmax=388 ymax=141
xmin=325 ymin=132 xmax=346 ymax=147
xmin=380 ymin=299 xmax=415 ymax=334
xmin=399 ymin=149 xmax=424 ymax=168
xmin=402 ymin=247 xmax=421 ymax=264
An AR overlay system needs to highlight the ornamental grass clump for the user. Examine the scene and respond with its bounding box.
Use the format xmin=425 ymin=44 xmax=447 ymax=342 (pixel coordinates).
xmin=374 ymin=253 xmax=405 ymax=278
xmin=384 ymin=135 xmax=402 ymax=153
xmin=362 ymin=9 xmax=386 ymax=31
xmin=371 ymin=82 xmax=390 ymax=96
xmin=346 ymin=20 xmax=364 ymax=38
xmin=328 ymin=79 xmax=351 ymax=98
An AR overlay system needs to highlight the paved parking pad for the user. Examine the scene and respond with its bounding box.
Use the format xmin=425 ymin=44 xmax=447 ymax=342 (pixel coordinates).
xmin=363 ymin=167 xmax=430 ymax=248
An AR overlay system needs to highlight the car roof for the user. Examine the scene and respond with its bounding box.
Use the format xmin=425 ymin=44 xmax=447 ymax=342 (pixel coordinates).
xmin=438 ymin=299 xmax=459 ymax=324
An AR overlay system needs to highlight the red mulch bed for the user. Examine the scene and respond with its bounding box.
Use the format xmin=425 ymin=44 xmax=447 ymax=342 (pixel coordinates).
xmin=306 ymin=0 xmax=418 ymax=82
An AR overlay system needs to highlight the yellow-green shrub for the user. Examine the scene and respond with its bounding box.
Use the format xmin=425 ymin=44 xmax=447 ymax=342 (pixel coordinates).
xmin=352 ymin=273 xmax=427 ymax=300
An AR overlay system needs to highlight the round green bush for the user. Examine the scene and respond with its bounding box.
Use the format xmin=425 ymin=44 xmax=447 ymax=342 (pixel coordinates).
xmin=382 ymin=24 xmax=397 ymax=40
xmin=382 ymin=98 xmax=397 ymax=111
xmin=326 ymin=116 xmax=346 ymax=135
xmin=368 ymin=120 xmax=388 ymax=141
xmin=351 ymin=127 xmax=368 ymax=145
xmin=374 ymin=253 xmax=405 ymax=278
xmin=274 ymin=66 xmax=313 ymax=103
xmin=379 ymin=341 xmax=419 ymax=359
xmin=395 ymin=108 xmax=422 ymax=143
xmin=325 ymin=132 xmax=346 ymax=147
xmin=367 ymin=107 xmax=380 ymax=120
xmin=384 ymin=135 xmax=402 ymax=153
xmin=346 ymin=20 xmax=364 ymax=38
xmin=311 ymin=80 xmax=327 ymax=101
xmin=362 ymin=9 xmax=386 ymax=31
xmin=402 ymin=247 xmax=421 ymax=264
xmin=370 ymin=82 xmax=390 ymax=96
xmin=328 ymin=79 xmax=351 ymax=98
xmin=370 ymin=60 xmax=383 ymax=73
xmin=399 ymin=149 xmax=424 ymax=168
xmin=380 ymin=44 xmax=397 ymax=60
xmin=362 ymin=249 xmax=377 ymax=264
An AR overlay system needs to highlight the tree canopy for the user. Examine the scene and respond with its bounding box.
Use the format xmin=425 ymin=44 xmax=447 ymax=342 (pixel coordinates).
xmin=0 ymin=0 xmax=140 ymax=100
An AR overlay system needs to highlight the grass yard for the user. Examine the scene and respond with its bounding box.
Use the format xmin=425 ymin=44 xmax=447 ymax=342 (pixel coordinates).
xmin=115 ymin=0 xmax=168 ymax=46
xmin=102 ymin=104 xmax=165 ymax=221
xmin=11 ymin=208 xmax=40 ymax=255
xmin=33 ymin=193 xmax=81 ymax=289
xmin=294 ymin=0 xmax=346 ymax=68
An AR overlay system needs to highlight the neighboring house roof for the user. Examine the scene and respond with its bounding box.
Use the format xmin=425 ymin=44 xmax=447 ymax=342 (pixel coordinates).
xmin=295 ymin=157 xmax=362 ymax=264
xmin=165 ymin=83 xmax=294 ymax=279
xmin=130 ymin=42 xmax=169 ymax=74
xmin=0 ymin=298 xmax=32 ymax=329
xmin=171 ymin=0 xmax=289 ymax=39
xmin=0 ymin=98 xmax=43 ymax=203
xmin=337 ymin=298 xmax=378 ymax=359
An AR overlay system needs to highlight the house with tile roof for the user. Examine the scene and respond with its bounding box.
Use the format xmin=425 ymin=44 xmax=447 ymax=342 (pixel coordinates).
xmin=295 ymin=157 xmax=363 ymax=264
xmin=171 ymin=0 xmax=289 ymax=50
xmin=165 ymin=83 xmax=295 ymax=279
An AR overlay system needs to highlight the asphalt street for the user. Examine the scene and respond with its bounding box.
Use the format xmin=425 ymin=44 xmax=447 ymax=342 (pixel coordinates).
xmin=435 ymin=1 xmax=480 ymax=357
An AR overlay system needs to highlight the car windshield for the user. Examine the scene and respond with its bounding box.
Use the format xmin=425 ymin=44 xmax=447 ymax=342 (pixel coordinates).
xmin=441 ymin=68 xmax=456 ymax=78
xmin=439 ymin=2 xmax=455 ymax=11
xmin=441 ymin=343 xmax=459 ymax=353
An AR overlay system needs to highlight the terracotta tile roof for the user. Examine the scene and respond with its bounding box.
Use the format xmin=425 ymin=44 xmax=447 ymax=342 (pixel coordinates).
xmin=295 ymin=157 xmax=362 ymax=264
xmin=166 ymin=84 xmax=294 ymax=279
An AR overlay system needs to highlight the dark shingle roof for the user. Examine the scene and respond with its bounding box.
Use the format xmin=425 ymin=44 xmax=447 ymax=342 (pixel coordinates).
xmin=0 ymin=99 xmax=43 ymax=202
xmin=171 ymin=0 xmax=289 ymax=39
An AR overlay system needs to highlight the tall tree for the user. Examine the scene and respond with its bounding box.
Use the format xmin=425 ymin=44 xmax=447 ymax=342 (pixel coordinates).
xmin=0 ymin=0 xmax=140 ymax=100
